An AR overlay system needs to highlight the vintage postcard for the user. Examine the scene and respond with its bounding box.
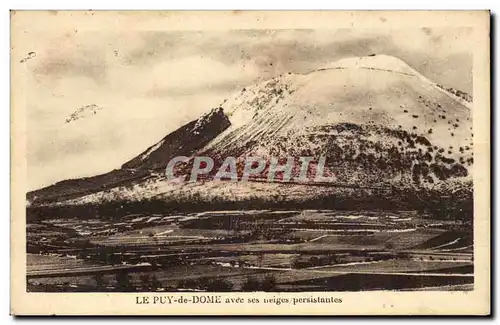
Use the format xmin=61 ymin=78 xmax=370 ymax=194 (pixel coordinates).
xmin=10 ymin=10 xmax=490 ymax=315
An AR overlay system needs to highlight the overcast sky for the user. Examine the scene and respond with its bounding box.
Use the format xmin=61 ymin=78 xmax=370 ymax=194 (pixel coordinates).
xmin=22 ymin=27 xmax=472 ymax=190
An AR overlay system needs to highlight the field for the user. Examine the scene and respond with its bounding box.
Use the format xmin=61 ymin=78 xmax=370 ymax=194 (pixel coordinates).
xmin=311 ymin=260 xmax=472 ymax=273
xmin=27 ymin=253 xmax=101 ymax=272
xmin=26 ymin=209 xmax=473 ymax=292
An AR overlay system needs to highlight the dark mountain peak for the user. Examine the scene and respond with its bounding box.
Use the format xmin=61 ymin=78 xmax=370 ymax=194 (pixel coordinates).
xmin=121 ymin=106 xmax=231 ymax=171
xmin=191 ymin=107 xmax=226 ymax=135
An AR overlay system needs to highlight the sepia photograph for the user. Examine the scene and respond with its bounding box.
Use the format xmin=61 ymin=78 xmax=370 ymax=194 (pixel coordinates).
xmin=10 ymin=10 xmax=490 ymax=315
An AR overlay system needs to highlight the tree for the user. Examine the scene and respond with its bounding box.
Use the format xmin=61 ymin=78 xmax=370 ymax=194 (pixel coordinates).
xmin=260 ymin=275 xmax=277 ymax=291
xmin=139 ymin=274 xmax=152 ymax=291
xmin=150 ymin=275 xmax=162 ymax=291
xmin=205 ymin=278 xmax=234 ymax=292
xmin=76 ymin=248 xmax=88 ymax=260
xmin=257 ymin=253 xmax=264 ymax=268
xmin=116 ymin=270 xmax=134 ymax=292
xmin=240 ymin=275 xmax=277 ymax=292
xmin=93 ymin=273 xmax=105 ymax=291
xmin=241 ymin=277 xmax=261 ymax=292
xmin=292 ymin=256 xmax=303 ymax=269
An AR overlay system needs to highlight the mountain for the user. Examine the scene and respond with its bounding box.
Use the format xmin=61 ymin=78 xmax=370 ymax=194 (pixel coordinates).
xmin=27 ymin=55 xmax=473 ymax=213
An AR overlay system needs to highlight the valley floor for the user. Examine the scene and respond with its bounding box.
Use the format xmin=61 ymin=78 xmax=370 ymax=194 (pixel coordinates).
xmin=26 ymin=209 xmax=473 ymax=292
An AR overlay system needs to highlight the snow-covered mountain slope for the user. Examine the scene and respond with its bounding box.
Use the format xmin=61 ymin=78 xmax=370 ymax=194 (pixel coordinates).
xmin=29 ymin=55 xmax=473 ymax=207
xmin=329 ymin=55 xmax=472 ymax=109
xmin=205 ymin=55 xmax=471 ymax=158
